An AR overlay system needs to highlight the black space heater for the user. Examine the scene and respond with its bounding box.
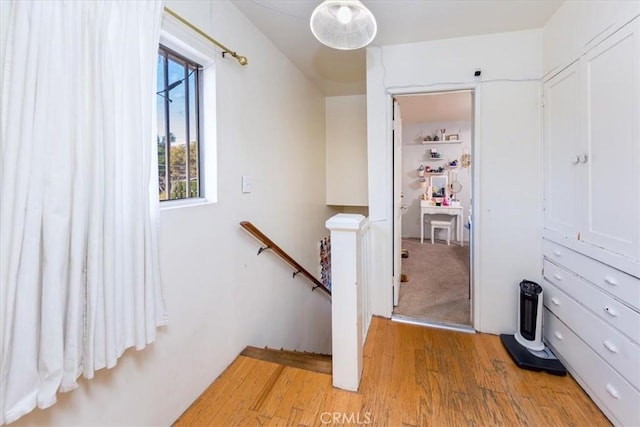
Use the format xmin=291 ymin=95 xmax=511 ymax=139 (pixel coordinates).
xmin=500 ymin=280 xmax=566 ymax=376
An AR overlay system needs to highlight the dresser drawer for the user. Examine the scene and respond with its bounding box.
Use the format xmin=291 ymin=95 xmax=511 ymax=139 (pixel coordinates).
xmin=544 ymin=260 xmax=640 ymax=345
xmin=543 ymin=279 xmax=640 ymax=390
xmin=544 ymin=309 xmax=640 ymax=426
xmin=543 ymin=239 xmax=640 ymax=311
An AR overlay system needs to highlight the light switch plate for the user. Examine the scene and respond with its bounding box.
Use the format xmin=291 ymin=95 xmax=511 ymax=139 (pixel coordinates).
xmin=242 ymin=175 xmax=252 ymax=193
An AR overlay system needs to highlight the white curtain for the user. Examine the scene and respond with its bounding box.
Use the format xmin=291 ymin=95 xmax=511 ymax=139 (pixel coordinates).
xmin=0 ymin=1 xmax=167 ymax=424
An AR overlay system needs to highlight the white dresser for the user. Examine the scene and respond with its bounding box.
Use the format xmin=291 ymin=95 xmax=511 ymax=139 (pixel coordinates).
xmin=541 ymin=14 xmax=640 ymax=426
xmin=542 ymin=240 xmax=640 ymax=426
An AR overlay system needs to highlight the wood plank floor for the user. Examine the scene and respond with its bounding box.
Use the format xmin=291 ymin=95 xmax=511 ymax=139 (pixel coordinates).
xmin=174 ymin=316 xmax=610 ymax=426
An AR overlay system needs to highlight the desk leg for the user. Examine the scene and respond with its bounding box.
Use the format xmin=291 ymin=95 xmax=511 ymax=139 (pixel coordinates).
xmin=420 ymin=212 xmax=424 ymax=244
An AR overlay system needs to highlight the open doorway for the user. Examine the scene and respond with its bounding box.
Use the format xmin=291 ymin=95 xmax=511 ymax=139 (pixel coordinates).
xmin=392 ymin=90 xmax=474 ymax=329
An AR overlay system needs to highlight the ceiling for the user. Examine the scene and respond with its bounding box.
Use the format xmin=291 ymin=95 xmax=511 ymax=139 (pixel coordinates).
xmin=396 ymin=91 xmax=472 ymax=125
xmin=232 ymin=0 xmax=563 ymax=96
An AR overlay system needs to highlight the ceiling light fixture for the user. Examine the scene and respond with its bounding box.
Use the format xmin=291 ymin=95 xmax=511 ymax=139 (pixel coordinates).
xmin=310 ymin=0 xmax=377 ymax=50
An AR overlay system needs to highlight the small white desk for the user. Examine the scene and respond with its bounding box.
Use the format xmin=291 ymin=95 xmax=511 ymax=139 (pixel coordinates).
xmin=420 ymin=201 xmax=464 ymax=246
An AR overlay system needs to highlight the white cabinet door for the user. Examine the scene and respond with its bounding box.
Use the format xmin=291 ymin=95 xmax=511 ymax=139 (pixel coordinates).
xmin=581 ymin=17 xmax=640 ymax=260
xmin=543 ymin=17 xmax=640 ymax=262
xmin=543 ymin=62 xmax=582 ymax=237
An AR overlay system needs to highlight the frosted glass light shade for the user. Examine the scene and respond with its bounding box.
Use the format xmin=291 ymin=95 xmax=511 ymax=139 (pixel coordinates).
xmin=310 ymin=0 xmax=377 ymax=50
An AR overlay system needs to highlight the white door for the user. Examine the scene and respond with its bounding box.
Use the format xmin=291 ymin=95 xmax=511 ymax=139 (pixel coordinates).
xmin=543 ymin=61 xmax=582 ymax=238
xmin=392 ymin=100 xmax=403 ymax=306
xmin=581 ymin=17 xmax=640 ymax=260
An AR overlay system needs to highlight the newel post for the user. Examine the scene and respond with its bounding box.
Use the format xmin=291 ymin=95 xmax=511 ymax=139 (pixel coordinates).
xmin=326 ymin=213 xmax=367 ymax=391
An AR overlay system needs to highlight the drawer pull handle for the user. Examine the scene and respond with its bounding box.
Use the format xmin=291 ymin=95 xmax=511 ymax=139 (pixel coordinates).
xmin=554 ymin=331 xmax=563 ymax=340
xmin=551 ymin=297 xmax=561 ymax=306
xmin=604 ymin=276 xmax=618 ymax=286
xmin=603 ymin=340 xmax=618 ymax=354
xmin=604 ymin=306 xmax=619 ymax=317
xmin=553 ymin=249 xmax=562 ymax=257
xmin=606 ymin=384 xmax=620 ymax=399
xmin=553 ymin=273 xmax=563 ymax=281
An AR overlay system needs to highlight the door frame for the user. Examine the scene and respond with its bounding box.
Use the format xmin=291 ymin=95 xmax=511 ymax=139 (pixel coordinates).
xmin=392 ymin=99 xmax=402 ymax=307
xmin=390 ymin=84 xmax=481 ymax=328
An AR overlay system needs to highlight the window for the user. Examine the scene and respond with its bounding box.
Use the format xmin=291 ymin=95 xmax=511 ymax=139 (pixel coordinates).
xmin=158 ymin=13 xmax=218 ymax=205
xmin=156 ymin=45 xmax=201 ymax=201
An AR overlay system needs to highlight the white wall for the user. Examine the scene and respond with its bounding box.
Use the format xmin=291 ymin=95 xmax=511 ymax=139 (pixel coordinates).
xmin=401 ymin=120 xmax=472 ymax=240
xmin=326 ymin=95 xmax=368 ymax=206
xmin=10 ymin=1 xmax=336 ymax=425
xmin=366 ymin=29 xmax=543 ymax=334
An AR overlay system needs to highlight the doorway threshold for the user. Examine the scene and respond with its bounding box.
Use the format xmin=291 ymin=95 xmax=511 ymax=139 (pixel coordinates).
xmin=391 ymin=314 xmax=475 ymax=334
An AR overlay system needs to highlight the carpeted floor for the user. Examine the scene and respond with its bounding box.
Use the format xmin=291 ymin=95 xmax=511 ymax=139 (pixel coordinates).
xmin=394 ymin=237 xmax=471 ymax=326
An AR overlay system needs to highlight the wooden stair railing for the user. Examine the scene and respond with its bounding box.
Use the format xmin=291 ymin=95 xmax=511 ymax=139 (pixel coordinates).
xmin=239 ymin=221 xmax=331 ymax=297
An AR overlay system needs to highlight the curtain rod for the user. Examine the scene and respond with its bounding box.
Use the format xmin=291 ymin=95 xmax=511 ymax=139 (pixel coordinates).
xmin=163 ymin=7 xmax=248 ymax=66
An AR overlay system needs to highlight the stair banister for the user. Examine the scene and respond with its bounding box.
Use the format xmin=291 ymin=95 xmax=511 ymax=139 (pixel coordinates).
xmin=239 ymin=221 xmax=331 ymax=297
xmin=326 ymin=213 xmax=370 ymax=392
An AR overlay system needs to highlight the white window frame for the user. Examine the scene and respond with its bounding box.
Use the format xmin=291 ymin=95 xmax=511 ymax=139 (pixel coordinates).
xmin=158 ymin=12 xmax=218 ymax=209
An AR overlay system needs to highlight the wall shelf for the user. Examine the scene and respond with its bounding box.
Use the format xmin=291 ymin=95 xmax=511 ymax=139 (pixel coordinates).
xmin=421 ymin=140 xmax=463 ymax=144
